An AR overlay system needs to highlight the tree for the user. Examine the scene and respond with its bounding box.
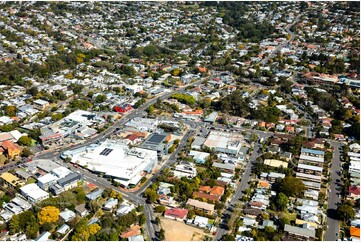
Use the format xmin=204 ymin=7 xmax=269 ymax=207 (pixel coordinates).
xmin=154 ymin=205 xmax=166 ymax=213
xmin=155 ymin=216 xmax=161 ymax=225
xmin=222 ymin=234 xmax=235 ymax=241
xmin=159 ymin=228 xmax=165 ymax=240
xmin=87 ymin=224 xmax=101 ymax=236
xmin=26 ymin=223 xmax=39 ymax=239
xmin=38 ymin=206 xmax=60 ymax=225
xmin=144 ymin=188 xmax=157 ymax=203
xmin=136 ymin=205 xmax=144 ymax=213
xmin=21 ymin=147 xmax=32 ymax=157
xmin=337 ymin=204 xmax=355 ymax=221
xmin=95 ymin=94 xmax=106 ymax=103
xmin=148 ymin=105 xmax=155 ymax=114
xmin=134 ymin=98 xmax=146 ymax=108
xmin=278 ymin=176 xmax=306 ymax=197
xmin=138 ymin=214 xmax=146 ymax=225
xmin=51 ymin=113 xmax=63 ymax=121
xmin=4 ymin=105 xmax=17 ymax=117
xmin=27 ymin=86 xmax=39 ymax=96
xmin=69 ymin=84 xmax=84 ymax=94
xmin=274 ymin=192 xmax=289 ymax=211
xmin=187 ymin=210 xmax=195 ymax=219
xmin=17 ymin=136 xmax=32 ymax=146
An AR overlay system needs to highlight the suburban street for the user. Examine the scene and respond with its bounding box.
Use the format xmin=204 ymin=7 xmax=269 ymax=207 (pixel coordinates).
xmin=260 ymin=13 xmax=301 ymax=65
xmin=325 ymin=141 xmax=342 ymax=241
xmin=213 ymin=134 xmax=267 ymax=241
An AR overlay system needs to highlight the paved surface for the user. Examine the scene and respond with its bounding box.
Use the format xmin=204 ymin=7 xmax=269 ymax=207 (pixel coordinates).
xmin=260 ymin=14 xmax=301 ymax=65
xmin=213 ymin=135 xmax=266 ymax=241
xmin=325 ymin=141 xmax=342 ymax=241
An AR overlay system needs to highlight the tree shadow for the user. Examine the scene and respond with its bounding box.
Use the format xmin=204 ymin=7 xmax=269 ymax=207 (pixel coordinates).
xmin=327 ymin=208 xmax=339 ymax=220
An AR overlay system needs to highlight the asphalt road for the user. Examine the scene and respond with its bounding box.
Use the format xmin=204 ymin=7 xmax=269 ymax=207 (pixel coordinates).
xmin=325 ymin=141 xmax=342 ymax=241
xmin=35 ymin=79 xmax=204 ymax=161
xmin=213 ymin=135 xmax=266 ymax=241
xmin=260 ymin=14 xmax=301 ymax=65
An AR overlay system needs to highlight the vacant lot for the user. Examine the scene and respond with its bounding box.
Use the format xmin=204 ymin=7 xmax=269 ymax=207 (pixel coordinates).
xmin=160 ymin=218 xmax=208 ymax=241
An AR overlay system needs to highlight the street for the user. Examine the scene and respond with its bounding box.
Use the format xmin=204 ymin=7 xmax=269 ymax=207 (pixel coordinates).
xmin=325 ymin=141 xmax=342 ymax=241
xmin=260 ymin=14 xmax=302 ymax=65
xmin=213 ymin=136 xmax=266 ymax=241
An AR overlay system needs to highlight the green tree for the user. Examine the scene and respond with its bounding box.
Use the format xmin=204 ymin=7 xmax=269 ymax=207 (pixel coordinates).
xmin=187 ymin=210 xmax=195 ymax=219
xmin=274 ymin=192 xmax=289 ymax=211
xmin=51 ymin=113 xmax=63 ymax=121
xmin=154 ymin=205 xmax=166 ymax=213
xmin=222 ymin=234 xmax=235 ymax=241
xmin=148 ymin=105 xmax=155 ymax=114
xmin=337 ymin=203 xmax=355 ymax=221
xmin=95 ymin=94 xmax=107 ymax=103
xmin=278 ymin=176 xmax=306 ymax=197
xmin=21 ymin=147 xmax=33 ymax=157
xmin=17 ymin=136 xmax=32 ymax=146
xmin=138 ymin=214 xmax=146 ymax=225
xmin=144 ymin=188 xmax=157 ymax=203
xmin=70 ymin=84 xmax=84 ymax=94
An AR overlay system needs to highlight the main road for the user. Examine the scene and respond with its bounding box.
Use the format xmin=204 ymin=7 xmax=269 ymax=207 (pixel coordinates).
xmin=35 ymin=79 xmax=204 ymax=161
xmin=325 ymin=141 xmax=342 ymax=241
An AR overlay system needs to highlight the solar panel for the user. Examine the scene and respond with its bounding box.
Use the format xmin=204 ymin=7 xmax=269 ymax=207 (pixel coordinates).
xmin=100 ymin=148 xmax=113 ymax=156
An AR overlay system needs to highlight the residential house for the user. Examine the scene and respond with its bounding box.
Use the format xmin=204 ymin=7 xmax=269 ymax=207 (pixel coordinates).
xmin=193 ymin=215 xmax=209 ymax=228
xmin=159 ymin=194 xmax=174 ymax=206
xmin=164 ymin=208 xmax=188 ymax=221
xmin=86 ymin=188 xmax=103 ymax=201
xmin=103 ymin=198 xmax=118 ymax=211
xmin=33 ymin=99 xmax=49 ymax=110
xmin=186 ymin=198 xmax=215 ymax=215
xmin=57 ymin=224 xmax=70 ymax=235
xmin=121 ymin=225 xmax=142 ymax=239
xmin=189 ymin=150 xmax=210 ymax=164
xmin=59 ymin=209 xmax=76 ymax=222
xmin=116 ymin=202 xmax=135 ymax=216
xmin=284 ymin=224 xmax=316 ymax=239
xmin=1 ymin=140 xmax=21 ymax=158
xmin=1 ymin=172 xmax=24 ymax=188
xmin=74 ymin=204 xmax=89 ymax=217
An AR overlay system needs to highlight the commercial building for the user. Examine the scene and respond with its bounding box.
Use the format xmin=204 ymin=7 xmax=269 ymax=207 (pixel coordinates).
xmin=70 ymin=139 xmax=157 ymax=188
xmin=37 ymin=173 xmax=59 ymax=190
xmin=203 ymin=131 xmax=243 ymax=155
xmin=50 ymin=172 xmax=82 ymax=195
xmin=20 ymin=183 xmax=49 ymax=203
xmin=140 ymin=133 xmax=170 ymax=154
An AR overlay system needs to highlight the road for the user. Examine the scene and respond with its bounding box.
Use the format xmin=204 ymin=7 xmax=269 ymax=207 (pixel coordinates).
xmin=325 ymin=141 xmax=342 ymax=241
xmin=213 ymin=133 xmax=270 ymax=241
xmin=36 ymin=79 xmax=204 ymax=160
xmin=134 ymin=129 xmax=195 ymax=197
xmin=260 ymin=14 xmax=301 ymax=65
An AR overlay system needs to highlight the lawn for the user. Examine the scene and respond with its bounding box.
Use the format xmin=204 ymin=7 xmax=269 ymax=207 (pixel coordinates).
xmin=26 ymin=178 xmax=36 ymax=184
xmin=279 ymin=211 xmax=297 ymax=221
xmin=0 ymin=154 xmax=7 ymax=166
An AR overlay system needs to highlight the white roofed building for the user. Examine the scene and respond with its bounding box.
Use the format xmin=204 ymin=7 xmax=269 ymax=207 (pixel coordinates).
xmin=20 ymin=184 xmax=49 ymax=203
xmin=70 ymin=139 xmax=158 ymax=188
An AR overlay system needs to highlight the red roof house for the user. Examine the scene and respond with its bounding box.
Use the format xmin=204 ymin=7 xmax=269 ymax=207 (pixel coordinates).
xmin=164 ymin=208 xmax=188 ymax=221
xmin=349 ymin=186 xmax=360 ymax=199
